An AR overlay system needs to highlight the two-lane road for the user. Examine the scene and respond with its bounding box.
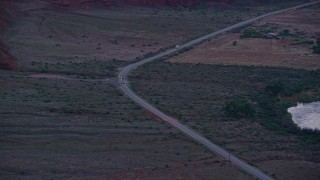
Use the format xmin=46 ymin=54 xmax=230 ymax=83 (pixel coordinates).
xmin=118 ymin=2 xmax=319 ymax=179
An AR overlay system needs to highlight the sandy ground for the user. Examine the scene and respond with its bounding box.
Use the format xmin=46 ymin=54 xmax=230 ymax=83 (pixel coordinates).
xmin=167 ymin=6 xmax=320 ymax=70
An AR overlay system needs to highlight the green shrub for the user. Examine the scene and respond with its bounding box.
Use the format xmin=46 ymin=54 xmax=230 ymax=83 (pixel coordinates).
xmin=313 ymin=39 xmax=320 ymax=54
xmin=298 ymin=94 xmax=313 ymax=103
xmin=223 ymin=98 xmax=255 ymax=118
xmin=282 ymin=29 xmax=290 ymax=36
xmin=276 ymin=100 xmax=293 ymax=110
xmin=240 ymin=29 xmax=264 ymax=38
xmin=232 ymin=41 xmax=238 ymax=46
xmin=265 ymin=80 xmax=284 ymax=96
xmin=313 ymin=46 xmax=320 ymax=54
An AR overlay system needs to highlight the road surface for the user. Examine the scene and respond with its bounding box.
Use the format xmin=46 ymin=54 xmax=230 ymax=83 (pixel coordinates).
xmin=118 ymin=2 xmax=320 ymax=180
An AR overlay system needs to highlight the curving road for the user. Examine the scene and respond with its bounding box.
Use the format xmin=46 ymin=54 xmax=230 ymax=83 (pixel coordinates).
xmin=118 ymin=2 xmax=319 ymax=180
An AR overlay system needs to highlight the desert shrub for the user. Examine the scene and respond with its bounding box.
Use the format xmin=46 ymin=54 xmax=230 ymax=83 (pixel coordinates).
xmin=281 ymin=29 xmax=290 ymax=36
xmin=276 ymin=100 xmax=293 ymax=110
xmin=232 ymin=41 xmax=238 ymax=46
xmin=240 ymin=28 xmax=264 ymax=38
xmin=265 ymin=79 xmax=284 ymax=96
xmin=223 ymin=98 xmax=255 ymax=118
xmin=313 ymin=47 xmax=320 ymax=54
xmin=312 ymin=39 xmax=320 ymax=54
xmin=298 ymin=94 xmax=314 ymax=103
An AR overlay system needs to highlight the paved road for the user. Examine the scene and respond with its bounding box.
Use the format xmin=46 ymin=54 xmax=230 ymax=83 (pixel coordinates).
xmin=118 ymin=2 xmax=319 ymax=180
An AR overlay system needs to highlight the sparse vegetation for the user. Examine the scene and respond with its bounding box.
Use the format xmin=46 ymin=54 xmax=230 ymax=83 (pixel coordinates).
xmin=2 ymin=0 xmax=320 ymax=179
xmin=131 ymin=62 xmax=320 ymax=179
xmin=131 ymin=62 xmax=320 ymax=134
xmin=29 ymin=59 xmax=127 ymax=78
xmin=0 ymin=74 xmax=238 ymax=179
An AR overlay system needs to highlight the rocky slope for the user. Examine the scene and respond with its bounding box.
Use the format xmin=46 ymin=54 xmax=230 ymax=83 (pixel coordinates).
xmin=0 ymin=1 xmax=19 ymax=70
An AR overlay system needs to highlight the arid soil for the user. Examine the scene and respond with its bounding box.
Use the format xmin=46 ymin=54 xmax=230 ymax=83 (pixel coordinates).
xmin=5 ymin=1 xmax=265 ymax=75
xmin=0 ymin=74 xmax=253 ymax=179
xmin=0 ymin=1 xmax=275 ymax=178
xmin=1 ymin=0 xmax=317 ymax=179
xmin=44 ymin=0 xmax=306 ymax=8
xmin=130 ymin=62 xmax=320 ymax=180
xmin=5 ymin=1 xmax=306 ymax=74
xmin=167 ymin=6 xmax=320 ymax=70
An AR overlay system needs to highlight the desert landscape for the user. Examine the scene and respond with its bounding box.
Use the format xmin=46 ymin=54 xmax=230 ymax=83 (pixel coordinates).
xmin=167 ymin=4 xmax=320 ymax=69
xmin=1 ymin=0 xmax=319 ymax=179
xmin=131 ymin=2 xmax=320 ymax=180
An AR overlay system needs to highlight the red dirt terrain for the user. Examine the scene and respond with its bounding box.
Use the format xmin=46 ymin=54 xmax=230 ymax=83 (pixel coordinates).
xmin=1 ymin=0 xmax=318 ymax=179
xmin=0 ymin=1 xmax=20 ymax=70
xmin=0 ymin=42 xmax=17 ymax=70
xmin=44 ymin=0 xmax=310 ymax=9
xmin=10 ymin=0 xmax=280 ymax=76
xmin=167 ymin=6 xmax=320 ymax=70
xmin=0 ymin=0 xmax=308 ymax=71
xmin=49 ymin=0 xmax=308 ymax=7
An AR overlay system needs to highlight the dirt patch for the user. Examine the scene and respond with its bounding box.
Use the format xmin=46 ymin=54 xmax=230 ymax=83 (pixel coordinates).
xmin=167 ymin=7 xmax=320 ymax=70
xmin=0 ymin=1 xmax=20 ymax=70
xmin=0 ymin=45 xmax=17 ymax=70
xmin=260 ymin=7 xmax=320 ymax=37
xmin=29 ymin=73 xmax=70 ymax=79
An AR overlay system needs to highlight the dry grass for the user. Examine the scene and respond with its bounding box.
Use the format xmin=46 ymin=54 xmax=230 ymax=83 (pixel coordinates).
xmin=5 ymin=4 xmax=265 ymax=72
xmin=0 ymin=74 xmax=253 ymax=179
xmin=130 ymin=62 xmax=320 ymax=180
xmin=1 ymin=1 xmax=317 ymax=179
xmin=167 ymin=7 xmax=320 ymax=70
